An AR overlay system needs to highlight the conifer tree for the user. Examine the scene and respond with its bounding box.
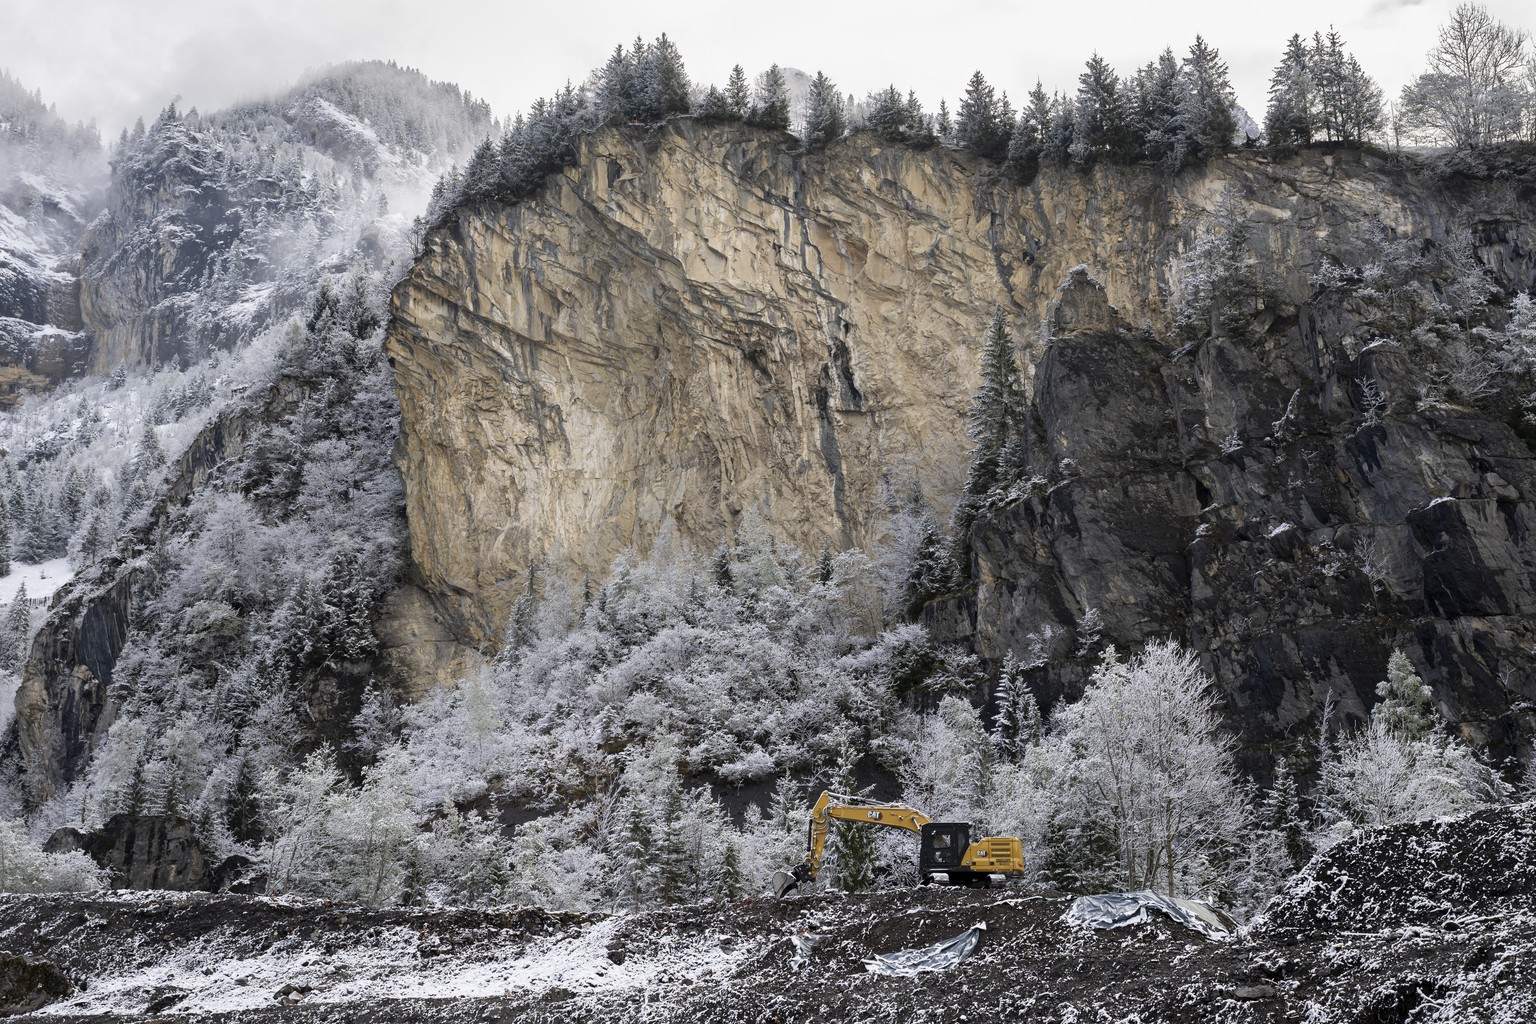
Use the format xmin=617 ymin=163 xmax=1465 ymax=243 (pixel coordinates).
xmin=751 ymin=65 xmax=791 ymax=132
xmin=0 ymin=584 xmax=29 ymax=671
xmin=1339 ymin=55 xmax=1385 ymax=143
xmin=719 ymin=838 xmax=744 ymax=898
xmin=1265 ymin=33 xmax=1316 ymax=146
xmin=697 ymin=86 xmax=733 ymax=122
xmin=649 ymin=33 xmax=691 ymax=118
xmin=725 ymin=65 xmax=751 ymax=120
xmin=963 ymin=308 xmax=1028 ymax=496
xmin=826 ymin=746 xmax=879 ymax=892
xmin=905 ymin=91 xmax=934 ymax=145
xmin=137 ymin=421 xmax=167 ymax=476
xmin=617 ymin=801 xmax=656 ymax=905
xmin=1042 ymin=93 xmax=1076 ymax=165
xmin=991 ymin=652 xmax=1043 ymax=761
xmin=655 ymin=785 xmax=691 ymax=902
xmin=1375 ymin=650 xmax=1435 ymax=741
xmin=1259 ymin=756 xmax=1312 ymax=870
xmin=815 ymin=545 xmax=835 ymax=584
xmin=0 ymin=507 xmax=10 ymax=578
xmin=1007 ymin=82 xmax=1052 ymax=179
xmin=955 ymin=71 xmax=1008 ymax=159
xmin=865 ymin=85 xmax=910 ymax=141
xmin=61 ymin=467 xmax=85 ymax=530
xmin=802 ymin=71 xmax=846 ymax=149
xmin=905 ymin=510 xmax=953 ymax=615
xmin=951 ymin=308 xmax=1028 ymax=566
xmin=1312 ymin=29 xmax=1349 ymax=142
xmin=1179 ymin=35 xmax=1238 ymax=160
xmin=1133 ymin=49 xmax=1185 ymax=166
xmin=1071 ymin=54 xmax=1128 ymax=164
xmin=935 ymin=99 xmax=953 ymax=143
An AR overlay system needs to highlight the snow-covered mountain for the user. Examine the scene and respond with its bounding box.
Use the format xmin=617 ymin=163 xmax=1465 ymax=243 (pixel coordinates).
xmin=0 ymin=71 xmax=104 ymax=404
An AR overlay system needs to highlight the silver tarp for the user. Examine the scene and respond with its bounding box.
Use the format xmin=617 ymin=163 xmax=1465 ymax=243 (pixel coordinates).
xmin=1062 ymin=891 xmax=1235 ymax=939
xmin=862 ymin=921 xmax=987 ymax=976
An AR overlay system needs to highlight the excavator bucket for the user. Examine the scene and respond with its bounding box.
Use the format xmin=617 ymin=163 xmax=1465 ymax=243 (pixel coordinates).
xmin=771 ymin=869 xmax=800 ymax=899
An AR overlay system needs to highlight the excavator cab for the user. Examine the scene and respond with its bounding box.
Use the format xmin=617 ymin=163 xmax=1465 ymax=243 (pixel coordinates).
xmin=919 ymin=823 xmax=971 ymax=876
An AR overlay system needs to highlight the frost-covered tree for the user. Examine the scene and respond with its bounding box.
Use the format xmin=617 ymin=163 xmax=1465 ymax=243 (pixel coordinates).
xmin=1399 ymin=3 xmax=1531 ymax=148
xmin=824 ymin=743 xmax=881 ymax=892
xmin=951 ymin=308 xmax=1028 ymax=560
xmin=1071 ymin=54 xmax=1128 ymax=164
xmin=1178 ymin=36 xmax=1238 ymax=161
xmin=1374 ymin=650 xmax=1435 ymax=741
xmin=1007 ymin=81 xmax=1053 ymax=179
xmin=1171 ymin=187 xmax=1264 ymax=339
xmin=862 ymin=86 xmax=931 ymax=145
xmin=725 ymin=65 xmax=751 ymax=120
xmin=1310 ymin=29 xmax=1384 ymax=144
xmin=0 ymin=585 xmax=30 ymax=672
xmin=1046 ymin=640 xmax=1250 ymax=897
xmin=1313 ymin=651 xmax=1497 ymax=849
xmin=1042 ymin=92 xmax=1076 ymax=166
xmin=954 ymin=71 xmax=1010 ymax=159
xmin=1265 ymin=34 xmax=1316 ymax=146
xmin=990 ymin=652 xmax=1043 ymax=762
xmin=899 ymin=696 xmax=994 ymax=825
xmin=802 ymin=72 xmax=846 ymax=149
xmin=750 ymin=65 xmax=791 ymax=132
xmin=1131 ymin=49 xmax=1185 ymax=167
xmin=0 ymin=819 xmax=105 ymax=892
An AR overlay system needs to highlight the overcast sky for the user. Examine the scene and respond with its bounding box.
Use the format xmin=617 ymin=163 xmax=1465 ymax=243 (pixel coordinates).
xmin=4 ymin=0 xmax=1533 ymax=137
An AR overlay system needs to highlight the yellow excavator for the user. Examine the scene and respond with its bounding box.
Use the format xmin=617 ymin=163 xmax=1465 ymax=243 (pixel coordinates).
xmin=771 ymin=790 xmax=1026 ymax=897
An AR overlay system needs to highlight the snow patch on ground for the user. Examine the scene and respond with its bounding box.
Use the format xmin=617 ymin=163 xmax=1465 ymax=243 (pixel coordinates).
xmin=0 ymin=557 xmax=73 ymax=605
xmin=32 ymin=897 xmax=756 ymax=1017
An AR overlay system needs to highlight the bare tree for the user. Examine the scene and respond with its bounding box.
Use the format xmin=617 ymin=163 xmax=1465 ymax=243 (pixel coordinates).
xmin=1399 ymin=3 xmax=1532 ymax=148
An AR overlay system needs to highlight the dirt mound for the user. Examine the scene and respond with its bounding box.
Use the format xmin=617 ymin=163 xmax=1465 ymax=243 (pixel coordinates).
xmin=1258 ymin=802 xmax=1536 ymax=933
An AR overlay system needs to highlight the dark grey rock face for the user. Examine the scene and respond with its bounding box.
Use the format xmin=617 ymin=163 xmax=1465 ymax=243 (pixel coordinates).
xmin=45 ymin=814 xmax=214 ymax=891
xmin=940 ymin=271 xmax=1536 ymax=771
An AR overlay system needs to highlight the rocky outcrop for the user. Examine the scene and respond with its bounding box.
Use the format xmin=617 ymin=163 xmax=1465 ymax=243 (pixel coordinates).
xmin=390 ymin=122 xmax=1018 ymax=641
xmin=44 ymin=814 xmax=214 ymax=891
xmin=388 ymin=120 xmax=1536 ymax=708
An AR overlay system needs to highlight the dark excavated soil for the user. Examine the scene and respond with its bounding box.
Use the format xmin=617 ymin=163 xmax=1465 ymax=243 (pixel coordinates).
xmin=3 ymin=804 xmax=1534 ymax=1023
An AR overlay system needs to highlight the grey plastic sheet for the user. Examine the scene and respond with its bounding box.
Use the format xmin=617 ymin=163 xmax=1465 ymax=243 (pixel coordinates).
xmin=862 ymin=921 xmax=987 ymax=976
xmin=1062 ymin=890 xmax=1234 ymax=939
xmin=789 ymin=932 xmax=831 ymax=960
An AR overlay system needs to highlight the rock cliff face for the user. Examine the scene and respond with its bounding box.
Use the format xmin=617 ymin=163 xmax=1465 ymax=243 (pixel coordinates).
xmin=390 ymin=122 xmax=1529 ymax=672
xmin=390 ymin=122 xmax=1019 ymax=641
xmin=0 ymin=169 xmax=96 ymax=403
xmin=952 ymin=270 xmax=1536 ymax=769
xmin=76 ymin=135 xmax=255 ymax=374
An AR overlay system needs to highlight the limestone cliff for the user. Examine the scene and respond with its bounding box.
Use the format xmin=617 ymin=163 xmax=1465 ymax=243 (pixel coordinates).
xmin=388 ymin=122 xmax=1536 ymax=678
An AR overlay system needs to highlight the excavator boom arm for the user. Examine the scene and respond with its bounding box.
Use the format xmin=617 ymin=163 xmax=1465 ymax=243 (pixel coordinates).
xmin=800 ymin=791 xmax=931 ymax=881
